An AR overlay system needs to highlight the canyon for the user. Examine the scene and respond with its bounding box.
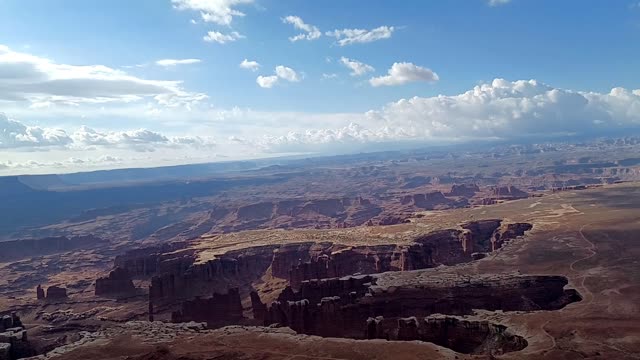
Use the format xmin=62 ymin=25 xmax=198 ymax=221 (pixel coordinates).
xmin=0 ymin=139 xmax=639 ymax=359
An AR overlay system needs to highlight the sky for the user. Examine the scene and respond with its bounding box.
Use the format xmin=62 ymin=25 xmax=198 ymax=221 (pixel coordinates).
xmin=0 ymin=0 xmax=639 ymax=175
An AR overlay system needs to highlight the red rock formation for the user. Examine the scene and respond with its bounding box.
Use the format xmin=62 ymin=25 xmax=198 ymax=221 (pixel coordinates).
xmin=250 ymin=291 xmax=267 ymax=321
xmin=0 ymin=312 xmax=34 ymax=359
xmin=460 ymin=219 xmax=502 ymax=252
xmin=446 ymin=184 xmax=480 ymax=197
xmin=95 ymin=268 xmax=136 ymax=297
xmin=36 ymin=285 xmax=44 ymax=300
xmin=381 ymin=315 xmax=528 ymax=355
xmin=45 ymin=286 xmax=67 ymax=300
xmin=400 ymin=191 xmax=454 ymax=209
xmin=149 ymin=245 xmax=276 ymax=303
xmin=114 ymin=242 xmax=190 ymax=277
xmin=491 ymin=222 xmax=533 ymax=251
xmin=170 ymin=288 xmax=243 ymax=326
xmin=145 ymin=221 xmax=532 ymax=302
xmin=492 ymin=186 xmax=529 ymax=199
xmin=261 ymin=273 xmax=581 ymax=341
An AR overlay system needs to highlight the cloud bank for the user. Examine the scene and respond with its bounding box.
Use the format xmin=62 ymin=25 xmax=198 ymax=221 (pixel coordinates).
xmin=3 ymin=79 xmax=640 ymax=172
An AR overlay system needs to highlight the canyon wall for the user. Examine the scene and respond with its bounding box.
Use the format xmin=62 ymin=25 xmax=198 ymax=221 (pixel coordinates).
xmin=0 ymin=235 xmax=101 ymax=261
xmin=95 ymin=268 xmax=136 ymax=297
xmin=259 ymin=273 xmax=581 ymax=342
xmin=139 ymin=220 xmax=532 ymax=304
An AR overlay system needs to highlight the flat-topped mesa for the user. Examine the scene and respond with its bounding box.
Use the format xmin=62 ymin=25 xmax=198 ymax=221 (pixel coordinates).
xmin=400 ymin=191 xmax=456 ymax=209
xmin=492 ymin=185 xmax=529 ymax=199
xmin=44 ymin=286 xmax=67 ymax=301
xmin=141 ymin=220 xmax=532 ymax=303
xmin=95 ymin=267 xmax=136 ymax=297
xmin=171 ymin=288 xmax=243 ymax=327
xmin=446 ymin=184 xmax=480 ymax=197
xmin=259 ymin=273 xmax=581 ymax=339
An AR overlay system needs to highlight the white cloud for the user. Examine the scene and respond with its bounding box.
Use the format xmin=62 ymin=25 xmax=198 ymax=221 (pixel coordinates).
xmin=256 ymin=75 xmax=279 ymax=88
xmin=322 ymin=73 xmax=338 ymax=80
xmin=239 ymin=59 xmax=260 ymax=71
xmin=488 ymin=0 xmax=511 ymax=6
xmin=0 ymin=113 xmax=71 ymax=148
xmin=326 ymin=26 xmax=394 ymax=46
xmin=275 ymin=65 xmax=300 ymax=82
xmin=282 ymin=15 xmax=321 ymax=42
xmin=0 ymin=45 xmax=206 ymax=106
xmin=256 ymin=66 xmax=300 ymax=88
xmin=203 ymin=31 xmax=245 ymax=43
xmin=339 ymin=57 xmax=375 ymax=76
xmin=0 ymin=113 xmax=216 ymax=151
xmin=155 ymin=58 xmax=201 ymax=67
xmin=369 ymin=62 xmax=439 ymax=87
xmin=171 ymin=0 xmax=254 ymax=26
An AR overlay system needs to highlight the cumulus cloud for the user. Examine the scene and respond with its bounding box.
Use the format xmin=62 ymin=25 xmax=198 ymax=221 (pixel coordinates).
xmin=0 ymin=45 xmax=206 ymax=106
xmin=244 ymin=79 xmax=640 ymax=152
xmin=0 ymin=113 xmax=215 ymax=151
xmin=203 ymin=31 xmax=245 ymax=43
xmin=171 ymin=0 xmax=253 ymax=26
xmin=282 ymin=15 xmax=322 ymax=42
xmin=275 ymin=66 xmax=300 ymax=82
xmin=369 ymin=62 xmax=439 ymax=87
xmin=0 ymin=113 xmax=71 ymax=148
xmin=256 ymin=75 xmax=279 ymax=88
xmin=239 ymin=59 xmax=260 ymax=71
xmin=488 ymin=0 xmax=511 ymax=6
xmin=256 ymin=66 xmax=300 ymax=88
xmin=365 ymin=79 xmax=640 ymax=140
xmin=155 ymin=58 xmax=201 ymax=67
xmin=340 ymin=57 xmax=375 ymax=76
xmin=326 ymin=26 xmax=394 ymax=46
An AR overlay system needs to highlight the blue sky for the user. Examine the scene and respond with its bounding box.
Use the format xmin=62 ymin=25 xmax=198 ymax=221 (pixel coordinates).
xmin=0 ymin=0 xmax=639 ymax=174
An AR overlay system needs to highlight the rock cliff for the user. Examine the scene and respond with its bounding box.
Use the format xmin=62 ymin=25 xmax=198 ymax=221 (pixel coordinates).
xmin=95 ymin=268 xmax=136 ymax=297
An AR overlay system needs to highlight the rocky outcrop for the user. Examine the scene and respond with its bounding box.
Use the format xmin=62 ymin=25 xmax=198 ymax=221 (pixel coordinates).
xmin=491 ymin=222 xmax=533 ymax=251
xmin=250 ymin=291 xmax=267 ymax=321
xmin=45 ymin=286 xmax=67 ymax=300
xmin=95 ymin=268 xmax=136 ymax=297
xmin=114 ymin=242 xmax=191 ymax=277
xmin=36 ymin=285 xmax=44 ymax=300
xmin=492 ymin=186 xmax=529 ymax=199
xmin=0 ymin=312 xmax=35 ymax=360
xmin=400 ymin=191 xmax=455 ymax=209
xmin=149 ymin=245 xmax=276 ymax=303
xmin=369 ymin=315 xmax=528 ymax=355
xmin=446 ymin=184 xmax=480 ymax=197
xmin=171 ymin=288 xmax=243 ymax=327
